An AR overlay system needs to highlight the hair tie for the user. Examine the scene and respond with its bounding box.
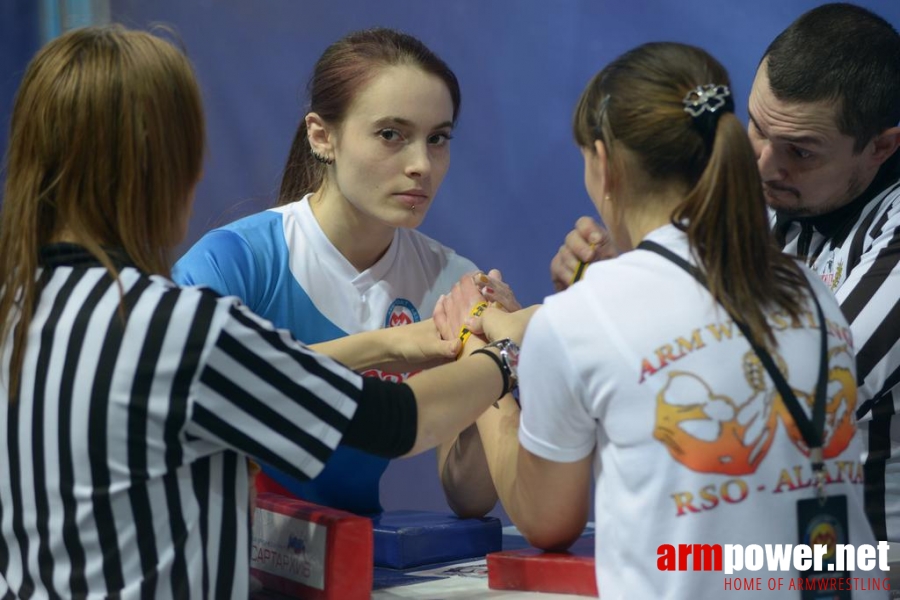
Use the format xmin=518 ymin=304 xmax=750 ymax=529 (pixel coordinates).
xmin=682 ymin=84 xmax=734 ymax=142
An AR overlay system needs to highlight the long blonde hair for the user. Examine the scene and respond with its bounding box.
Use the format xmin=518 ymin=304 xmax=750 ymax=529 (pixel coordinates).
xmin=0 ymin=25 xmax=205 ymax=399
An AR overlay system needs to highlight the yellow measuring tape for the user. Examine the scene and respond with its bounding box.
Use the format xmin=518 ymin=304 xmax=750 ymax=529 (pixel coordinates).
xmin=457 ymin=301 xmax=489 ymax=352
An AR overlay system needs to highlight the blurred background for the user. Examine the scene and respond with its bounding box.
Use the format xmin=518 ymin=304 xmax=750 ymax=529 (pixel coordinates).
xmin=2 ymin=0 xmax=898 ymax=522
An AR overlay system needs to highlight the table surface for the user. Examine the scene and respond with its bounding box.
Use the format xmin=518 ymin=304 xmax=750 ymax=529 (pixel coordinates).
xmin=253 ymin=525 xmax=596 ymax=599
xmin=255 ymin=531 xmax=900 ymax=599
xmin=369 ymin=527 xmax=594 ymax=599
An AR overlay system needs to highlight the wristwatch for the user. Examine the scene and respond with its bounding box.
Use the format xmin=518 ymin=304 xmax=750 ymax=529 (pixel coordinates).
xmin=482 ymin=338 xmax=519 ymax=388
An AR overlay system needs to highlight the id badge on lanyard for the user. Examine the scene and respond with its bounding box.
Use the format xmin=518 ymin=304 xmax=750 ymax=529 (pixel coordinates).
xmin=797 ymin=495 xmax=851 ymax=599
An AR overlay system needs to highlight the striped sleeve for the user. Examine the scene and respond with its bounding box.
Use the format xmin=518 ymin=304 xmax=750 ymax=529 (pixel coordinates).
xmin=186 ymin=298 xmax=362 ymax=482
xmin=836 ymin=195 xmax=900 ymax=415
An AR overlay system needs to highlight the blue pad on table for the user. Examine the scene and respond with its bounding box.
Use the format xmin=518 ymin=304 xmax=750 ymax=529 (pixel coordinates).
xmin=372 ymin=510 xmax=502 ymax=569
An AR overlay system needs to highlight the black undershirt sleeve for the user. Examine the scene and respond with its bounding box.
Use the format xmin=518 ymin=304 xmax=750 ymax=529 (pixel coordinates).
xmin=342 ymin=376 xmax=418 ymax=458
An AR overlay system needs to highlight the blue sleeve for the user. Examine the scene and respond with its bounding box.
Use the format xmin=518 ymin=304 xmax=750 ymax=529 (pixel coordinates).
xmin=172 ymin=230 xmax=262 ymax=311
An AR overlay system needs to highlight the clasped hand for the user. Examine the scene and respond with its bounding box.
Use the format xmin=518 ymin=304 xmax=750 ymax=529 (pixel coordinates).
xmin=433 ymin=269 xmax=534 ymax=356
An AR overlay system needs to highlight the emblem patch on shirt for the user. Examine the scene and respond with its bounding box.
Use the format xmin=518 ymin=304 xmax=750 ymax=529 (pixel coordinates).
xmin=820 ymin=251 xmax=844 ymax=292
xmin=384 ymin=298 xmax=420 ymax=328
xmin=363 ymin=299 xmax=423 ymax=383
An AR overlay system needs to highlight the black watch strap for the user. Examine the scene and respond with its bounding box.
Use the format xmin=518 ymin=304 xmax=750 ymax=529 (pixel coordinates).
xmin=471 ymin=348 xmax=511 ymax=401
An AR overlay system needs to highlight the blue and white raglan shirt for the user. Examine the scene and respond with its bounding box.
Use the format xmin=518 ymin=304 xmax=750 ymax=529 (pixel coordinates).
xmin=172 ymin=195 xmax=477 ymax=514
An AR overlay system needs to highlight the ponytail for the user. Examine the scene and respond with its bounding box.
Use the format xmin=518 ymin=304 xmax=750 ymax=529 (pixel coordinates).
xmin=674 ymin=112 xmax=806 ymax=348
xmin=277 ymin=120 xmax=325 ymax=206
xmin=574 ymin=43 xmax=810 ymax=349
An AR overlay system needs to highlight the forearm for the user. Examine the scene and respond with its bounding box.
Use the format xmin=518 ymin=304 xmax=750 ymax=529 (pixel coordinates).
xmin=469 ymin=396 xmax=520 ymax=515
xmin=470 ymin=400 xmax=588 ymax=550
xmin=341 ymin=338 xmax=509 ymax=459
xmin=507 ymin=448 xmax=592 ymax=550
xmin=439 ymin=425 xmax=498 ymax=518
xmin=404 ymin=351 xmax=506 ymax=457
xmin=310 ymin=329 xmax=396 ymax=371
xmin=311 ymin=319 xmax=455 ymax=373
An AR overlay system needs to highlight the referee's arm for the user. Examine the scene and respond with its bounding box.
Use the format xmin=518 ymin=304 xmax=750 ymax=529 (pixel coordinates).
xmin=183 ymin=299 xmax=509 ymax=479
xmin=187 ymin=301 xmax=365 ymax=483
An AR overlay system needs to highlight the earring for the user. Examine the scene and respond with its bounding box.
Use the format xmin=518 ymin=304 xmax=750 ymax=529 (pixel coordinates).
xmin=312 ymin=150 xmax=334 ymax=165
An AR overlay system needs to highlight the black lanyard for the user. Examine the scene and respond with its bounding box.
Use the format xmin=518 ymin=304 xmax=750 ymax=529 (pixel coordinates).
xmin=638 ymin=240 xmax=831 ymax=501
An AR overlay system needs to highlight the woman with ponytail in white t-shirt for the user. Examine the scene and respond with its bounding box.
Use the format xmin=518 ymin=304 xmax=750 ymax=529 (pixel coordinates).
xmin=438 ymin=41 xmax=885 ymax=599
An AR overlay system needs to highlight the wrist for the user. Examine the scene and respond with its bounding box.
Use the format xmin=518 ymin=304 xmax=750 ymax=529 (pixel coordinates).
xmin=471 ymin=338 xmax=520 ymax=401
xmin=459 ymin=332 xmax=488 ymax=358
xmin=470 ymin=347 xmax=508 ymax=402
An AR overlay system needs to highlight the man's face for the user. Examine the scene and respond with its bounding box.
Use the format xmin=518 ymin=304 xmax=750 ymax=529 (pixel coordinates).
xmin=747 ymin=63 xmax=877 ymax=217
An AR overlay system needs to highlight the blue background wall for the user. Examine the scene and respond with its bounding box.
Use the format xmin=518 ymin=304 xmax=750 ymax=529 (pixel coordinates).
xmin=0 ymin=1 xmax=40 ymax=173
xmin=3 ymin=0 xmax=899 ymax=521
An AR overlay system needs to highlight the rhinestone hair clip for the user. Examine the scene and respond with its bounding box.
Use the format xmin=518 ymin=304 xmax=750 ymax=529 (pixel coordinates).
xmin=682 ymin=84 xmax=733 ymax=118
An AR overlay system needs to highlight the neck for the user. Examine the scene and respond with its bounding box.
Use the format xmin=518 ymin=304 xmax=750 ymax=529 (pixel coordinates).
xmin=50 ymin=227 xmax=84 ymax=245
xmin=308 ymin=186 xmax=395 ymax=272
xmin=620 ymin=187 xmax=685 ymax=249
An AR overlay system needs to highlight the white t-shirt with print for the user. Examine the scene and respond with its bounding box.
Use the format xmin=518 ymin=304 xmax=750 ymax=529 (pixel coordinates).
xmin=519 ymin=224 xmax=883 ymax=599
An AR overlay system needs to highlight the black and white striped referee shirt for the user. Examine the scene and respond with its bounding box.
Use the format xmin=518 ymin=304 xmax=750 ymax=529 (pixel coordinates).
xmin=774 ymin=163 xmax=900 ymax=541
xmin=0 ymin=244 xmax=363 ymax=599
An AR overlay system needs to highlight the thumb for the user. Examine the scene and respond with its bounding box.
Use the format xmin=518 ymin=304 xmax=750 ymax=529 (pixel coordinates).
xmin=442 ymin=338 xmax=461 ymax=359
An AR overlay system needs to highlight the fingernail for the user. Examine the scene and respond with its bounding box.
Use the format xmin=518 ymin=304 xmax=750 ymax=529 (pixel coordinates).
xmin=478 ymin=273 xmax=490 ymax=284
xmin=485 ymin=287 xmax=495 ymax=295
xmin=589 ymin=232 xmax=602 ymax=244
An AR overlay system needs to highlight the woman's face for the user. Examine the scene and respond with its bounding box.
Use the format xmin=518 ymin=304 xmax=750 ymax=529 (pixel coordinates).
xmin=327 ymin=64 xmax=455 ymax=230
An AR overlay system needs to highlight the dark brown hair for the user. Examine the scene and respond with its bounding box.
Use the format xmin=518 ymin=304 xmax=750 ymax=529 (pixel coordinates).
xmin=0 ymin=25 xmax=205 ymax=399
xmin=764 ymin=3 xmax=900 ymax=153
xmin=277 ymin=28 xmax=461 ymax=205
xmin=573 ymin=42 xmax=806 ymax=348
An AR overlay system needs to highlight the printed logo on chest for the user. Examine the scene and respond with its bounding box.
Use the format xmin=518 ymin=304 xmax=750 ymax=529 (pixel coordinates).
xmin=384 ymin=298 xmax=420 ymax=328
xmin=360 ymin=298 xmax=423 ymax=383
